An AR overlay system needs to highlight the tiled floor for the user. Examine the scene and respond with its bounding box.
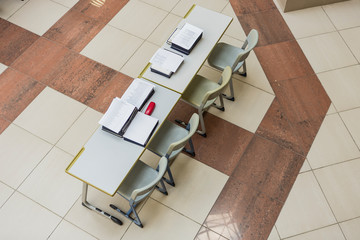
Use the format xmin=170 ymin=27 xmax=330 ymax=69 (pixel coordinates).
xmin=0 ymin=0 xmax=359 ymax=239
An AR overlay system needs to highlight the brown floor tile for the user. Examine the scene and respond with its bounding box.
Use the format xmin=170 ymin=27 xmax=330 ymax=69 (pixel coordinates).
xmin=0 ymin=68 xmax=45 ymax=121
xmin=11 ymin=37 xmax=70 ymax=81
xmin=0 ymin=19 xmax=39 ymax=66
xmin=168 ymin=101 xmax=254 ymax=176
xmin=256 ymin=98 xmax=308 ymax=155
xmin=230 ymin=0 xmax=277 ymax=15
xmin=87 ymin=72 xmax=132 ymax=113
xmin=237 ymin=9 xmax=294 ymax=46
xmin=0 ymin=117 xmax=11 ymax=134
xmin=232 ymin=135 xmax=304 ymax=203
xmin=44 ymin=9 xmax=106 ymax=52
xmin=204 ymin=179 xmax=282 ymax=240
xmin=73 ymin=0 xmax=129 ymax=23
xmin=254 ymin=40 xmax=314 ymax=83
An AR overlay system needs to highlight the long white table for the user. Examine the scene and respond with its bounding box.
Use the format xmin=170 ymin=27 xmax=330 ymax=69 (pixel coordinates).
xmin=141 ymin=5 xmax=232 ymax=94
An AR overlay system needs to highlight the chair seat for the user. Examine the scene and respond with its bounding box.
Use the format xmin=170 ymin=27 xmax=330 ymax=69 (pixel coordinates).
xmin=208 ymin=42 xmax=245 ymax=72
xmin=117 ymin=160 xmax=157 ymax=202
xmin=181 ymin=75 xmax=220 ymax=108
xmin=147 ymin=120 xmax=189 ymax=160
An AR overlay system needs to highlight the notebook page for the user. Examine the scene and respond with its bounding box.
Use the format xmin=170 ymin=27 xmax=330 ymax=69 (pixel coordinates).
xmin=172 ymin=23 xmax=203 ymax=50
xmin=123 ymin=112 xmax=158 ymax=146
xmin=150 ymin=48 xmax=184 ymax=72
xmin=121 ymin=78 xmax=155 ymax=110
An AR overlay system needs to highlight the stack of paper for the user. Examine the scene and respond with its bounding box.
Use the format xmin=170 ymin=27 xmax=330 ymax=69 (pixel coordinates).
xmin=121 ymin=78 xmax=155 ymax=110
xmin=150 ymin=48 xmax=184 ymax=78
xmin=171 ymin=23 xmax=203 ymax=55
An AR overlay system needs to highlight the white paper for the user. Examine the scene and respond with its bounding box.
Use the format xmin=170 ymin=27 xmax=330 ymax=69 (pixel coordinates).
xmin=98 ymin=98 xmax=135 ymax=133
xmin=172 ymin=23 xmax=203 ymax=50
xmin=150 ymin=48 xmax=184 ymax=73
xmin=123 ymin=112 xmax=158 ymax=146
xmin=121 ymin=78 xmax=155 ymax=110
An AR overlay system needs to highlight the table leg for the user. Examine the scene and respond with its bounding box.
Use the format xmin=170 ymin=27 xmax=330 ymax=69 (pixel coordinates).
xmin=81 ymin=182 xmax=123 ymax=225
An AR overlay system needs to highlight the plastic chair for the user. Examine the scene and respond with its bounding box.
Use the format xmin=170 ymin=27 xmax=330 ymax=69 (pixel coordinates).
xmin=147 ymin=113 xmax=199 ymax=186
xmin=177 ymin=66 xmax=232 ymax=137
xmin=207 ymin=29 xmax=259 ymax=101
xmin=109 ymin=157 xmax=168 ymax=228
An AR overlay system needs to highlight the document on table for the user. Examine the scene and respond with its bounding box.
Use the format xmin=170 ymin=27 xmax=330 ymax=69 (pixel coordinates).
xmin=121 ymin=78 xmax=155 ymax=110
xmin=123 ymin=112 xmax=158 ymax=146
xmin=98 ymin=98 xmax=136 ymax=134
xmin=150 ymin=48 xmax=184 ymax=73
xmin=171 ymin=23 xmax=203 ymax=51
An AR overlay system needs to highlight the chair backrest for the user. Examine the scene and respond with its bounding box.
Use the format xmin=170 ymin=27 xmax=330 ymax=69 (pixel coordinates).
xmin=233 ymin=29 xmax=259 ymax=69
xmin=130 ymin=157 xmax=167 ymax=202
xmin=201 ymin=66 xmax=232 ymax=107
xmin=165 ymin=113 xmax=199 ymax=158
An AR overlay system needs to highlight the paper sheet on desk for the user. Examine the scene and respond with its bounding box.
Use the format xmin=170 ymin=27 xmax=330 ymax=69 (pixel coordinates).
xmin=150 ymin=48 xmax=184 ymax=73
xmin=123 ymin=112 xmax=158 ymax=146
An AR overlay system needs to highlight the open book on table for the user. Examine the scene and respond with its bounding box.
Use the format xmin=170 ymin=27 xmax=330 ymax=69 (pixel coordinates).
xmin=150 ymin=48 xmax=184 ymax=78
xmin=98 ymin=79 xmax=158 ymax=146
xmin=170 ymin=23 xmax=203 ymax=55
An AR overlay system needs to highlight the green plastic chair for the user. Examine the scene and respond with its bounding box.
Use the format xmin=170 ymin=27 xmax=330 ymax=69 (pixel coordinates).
xmin=110 ymin=157 xmax=168 ymax=228
xmin=147 ymin=113 xmax=199 ymax=186
xmin=207 ymin=29 xmax=259 ymax=101
xmin=177 ymin=66 xmax=232 ymax=137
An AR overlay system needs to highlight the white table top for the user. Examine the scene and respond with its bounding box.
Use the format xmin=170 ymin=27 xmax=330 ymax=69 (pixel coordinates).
xmin=142 ymin=5 xmax=232 ymax=94
xmin=66 ymin=79 xmax=180 ymax=196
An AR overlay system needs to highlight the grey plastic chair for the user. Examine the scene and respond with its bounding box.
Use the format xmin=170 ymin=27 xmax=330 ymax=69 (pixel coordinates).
xmin=207 ymin=29 xmax=259 ymax=101
xmin=147 ymin=113 xmax=199 ymax=186
xmin=176 ymin=66 xmax=232 ymax=137
xmin=110 ymin=157 xmax=168 ymax=228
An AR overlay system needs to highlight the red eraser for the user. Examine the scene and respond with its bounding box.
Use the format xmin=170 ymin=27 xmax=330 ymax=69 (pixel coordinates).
xmin=145 ymin=102 xmax=155 ymax=115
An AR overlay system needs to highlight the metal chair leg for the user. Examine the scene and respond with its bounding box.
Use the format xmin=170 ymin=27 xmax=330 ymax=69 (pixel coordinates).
xmin=237 ymin=61 xmax=247 ymax=77
xmin=196 ymin=110 xmax=207 ymax=137
xmin=110 ymin=203 xmax=143 ymax=228
xmin=221 ymin=78 xmax=235 ymax=101
xmin=156 ymin=179 xmax=169 ymax=194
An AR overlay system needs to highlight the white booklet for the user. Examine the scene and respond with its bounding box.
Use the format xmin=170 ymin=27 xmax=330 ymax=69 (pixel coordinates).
xmin=150 ymin=48 xmax=184 ymax=73
xmin=121 ymin=78 xmax=155 ymax=110
xmin=171 ymin=23 xmax=203 ymax=51
xmin=98 ymin=98 xmax=136 ymax=134
xmin=123 ymin=112 xmax=158 ymax=147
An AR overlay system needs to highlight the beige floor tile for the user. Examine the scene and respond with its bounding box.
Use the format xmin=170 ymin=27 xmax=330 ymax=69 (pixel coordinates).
xmin=0 ymin=63 xmax=7 ymax=75
xmin=280 ymin=6 xmax=336 ymax=39
xmin=171 ymin=0 xmax=228 ymax=17
xmin=298 ymin=32 xmax=357 ymax=73
xmin=327 ymin=103 xmax=337 ymax=114
xmin=151 ymin=153 xmax=228 ymax=224
xmin=195 ymin=226 xmax=222 ymax=240
xmin=51 ymin=0 xmax=79 ymax=8
xmin=122 ymin=198 xmax=201 ymax=240
xmin=314 ymin=158 xmax=360 ymax=221
xmin=319 ymin=65 xmax=360 ymax=112
xmin=139 ymin=0 xmax=180 ymax=12
xmin=285 ymin=224 xmax=345 ymax=240
xmin=340 ymin=217 xmax=360 ymax=240
xmin=340 ymin=108 xmax=360 ymax=149
xmin=18 ymin=147 xmax=82 ymax=217
xmin=0 ymin=192 xmax=61 ymax=239
xmin=147 ymin=13 xmax=183 ymax=47
xmin=275 ymin=172 xmax=336 ymax=238
xmin=14 ymin=87 xmax=86 ymax=145
xmin=49 ymin=220 xmax=97 ymax=240
xmin=0 ymin=0 xmax=26 ymax=19
xmin=81 ymin=25 xmax=143 ymax=71
xmin=307 ymin=114 xmax=360 ymax=169
xmin=8 ymin=0 xmax=69 ymax=35
xmin=120 ymin=41 xmax=159 ymax=78
xmin=108 ymin=0 xmax=167 ymax=40
xmin=65 ymin=187 xmax=131 ymax=240
xmin=299 ymin=159 xmax=311 ymax=173
xmin=340 ymin=27 xmax=360 ymax=62
xmin=0 ymin=124 xmax=52 ymax=189
xmin=199 ymin=66 xmax=274 ymax=133
xmin=267 ymin=227 xmax=280 ymax=240
xmin=0 ymin=182 xmax=13 ymax=207
xmin=221 ymin=3 xmax=246 ymax=41
xmin=323 ymin=0 xmax=360 ymax=30
xmin=56 ymin=107 xmax=102 ymax=156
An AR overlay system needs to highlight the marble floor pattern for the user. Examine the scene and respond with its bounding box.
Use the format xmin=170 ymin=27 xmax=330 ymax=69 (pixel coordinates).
xmin=0 ymin=0 xmax=359 ymax=239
